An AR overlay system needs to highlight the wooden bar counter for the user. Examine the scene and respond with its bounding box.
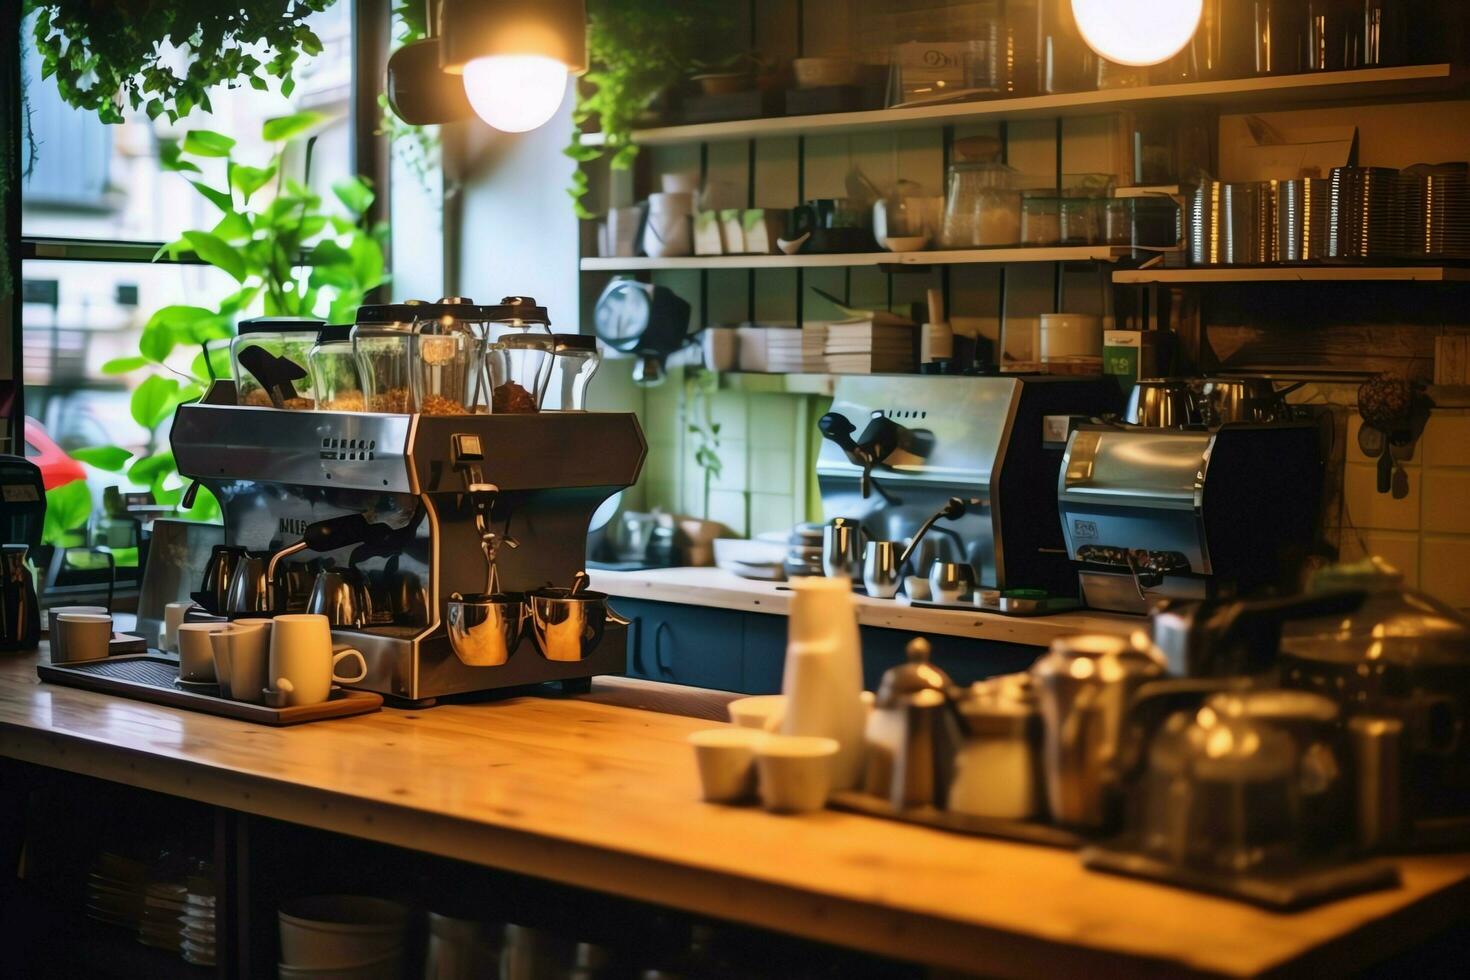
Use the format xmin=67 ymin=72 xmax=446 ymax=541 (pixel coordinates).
xmin=2 ymin=649 xmax=1469 ymax=978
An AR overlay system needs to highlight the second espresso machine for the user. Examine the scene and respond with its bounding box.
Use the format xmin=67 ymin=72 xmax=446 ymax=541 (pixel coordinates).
xmin=815 ymin=375 xmax=1118 ymax=599
xmin=173 ymin=298 xmax=644 ymax=705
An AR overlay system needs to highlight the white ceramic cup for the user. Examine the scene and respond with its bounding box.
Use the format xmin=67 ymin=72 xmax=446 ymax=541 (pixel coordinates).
xmin=727 ymin=695 xmax=785 ymax=732
xmin=269 ymin=614 xmax=367 ymax=707
xmin=51 ymin=612 xmax=112 ymax=664
xmin=177 ymin=622 xmax=232 ymax=682
xmin=277 ymin=894 xmax=409 ymax=970
xmin=223 ymin=619 xmax=273 ymax=704
xmin=163 ymin=601 xmax=197 ymax=653
xmin=755 ymin=734 xmax=839 ymax=814
xmin=689 ymin=728 xmax=765 ymax=803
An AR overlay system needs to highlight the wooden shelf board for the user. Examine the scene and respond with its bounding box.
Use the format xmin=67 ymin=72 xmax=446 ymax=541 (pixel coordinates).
xmin=1114 ymin=265 xmax=1470 ymax=284
xmin=582 ymin=246 xmax=1124 ymax=272
xmin=578 ymin=64 xmax=1460 ymax=147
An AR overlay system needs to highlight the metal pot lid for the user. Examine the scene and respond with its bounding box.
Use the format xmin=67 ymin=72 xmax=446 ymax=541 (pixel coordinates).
xmin=1033 ymin=633 xmax=1167 ymax=680
xmin=1280 ymin=586 xmax=1470 ymax=668
xmin=875 ymin=637 xmax=954 ymax=709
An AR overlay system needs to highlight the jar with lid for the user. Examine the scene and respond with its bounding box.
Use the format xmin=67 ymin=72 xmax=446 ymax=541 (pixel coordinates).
xmin=941 ymin=162 xmax=1020 ymax=248
xmin=351 ymin=302 xmax=424 ymax=414
xmin=547 ymin=334 xmax=601 ymax=411
xmin=1021 ymin=190 xmax=1061 ymax=246
xmin=230 ymin=317 xmax=322 ymax=409
xmin=309 ymin=324 xmax=364 ymax=412
xmin=484 ymin=296 xmax=556 ymax=414
xmin=412 ymin=307 xmax=484 ymax=415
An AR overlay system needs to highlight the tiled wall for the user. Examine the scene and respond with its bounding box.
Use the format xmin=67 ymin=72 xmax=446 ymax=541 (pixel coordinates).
xmin=1342 ymin=410 xmax=1470 ymax=609
xmin=636 ymin=369 xmax=821 ymax=538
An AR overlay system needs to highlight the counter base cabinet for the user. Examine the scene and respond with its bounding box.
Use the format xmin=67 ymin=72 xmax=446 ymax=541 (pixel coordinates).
xmin=618 ymin=598 xmax=1041 ymax=694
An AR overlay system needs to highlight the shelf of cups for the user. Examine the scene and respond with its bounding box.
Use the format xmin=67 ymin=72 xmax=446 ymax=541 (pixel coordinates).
xmin=581 ymin=245 xmax=1129 ymax=272
xmin=575 ymin=64 xmax=1461 ymax=147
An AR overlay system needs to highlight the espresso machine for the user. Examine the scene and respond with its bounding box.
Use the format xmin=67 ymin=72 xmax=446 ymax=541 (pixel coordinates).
xmin=1057 ymin=423 xmax=1325 ymax=615
xmin=171 ymin=383 xmax=646 ymax=705
xmin=816 ymin=375 xmax=1118 ymax=597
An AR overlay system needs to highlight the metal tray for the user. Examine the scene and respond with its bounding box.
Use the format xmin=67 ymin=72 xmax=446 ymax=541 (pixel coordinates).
xmin=37 ymin=654 xmax=383 ymax=726
xmin=1082 ymin=841 xmax=1400 ymax=911
xmin=828 ymin=791 xmax=1085 ymax=850
xmin=898 ymin=594 xmax=1082 ymax=616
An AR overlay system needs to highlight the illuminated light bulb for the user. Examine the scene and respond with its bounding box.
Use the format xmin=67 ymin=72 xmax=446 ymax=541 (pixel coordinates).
xmin=462 ymin=54 xmax=570 ymax=133
xmin=1070 ymin=0 xmax=1204 ymax=67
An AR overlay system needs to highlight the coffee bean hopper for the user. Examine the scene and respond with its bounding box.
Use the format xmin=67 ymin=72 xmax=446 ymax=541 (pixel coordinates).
xmin=171 ymin=367 xmax=645 ymax=706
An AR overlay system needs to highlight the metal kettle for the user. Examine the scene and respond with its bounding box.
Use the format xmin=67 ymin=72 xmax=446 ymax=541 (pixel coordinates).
xmin=862 ymin=637 xmax=966 ymax=809
xmin=0 ymin=545 xmax=40 ymax=651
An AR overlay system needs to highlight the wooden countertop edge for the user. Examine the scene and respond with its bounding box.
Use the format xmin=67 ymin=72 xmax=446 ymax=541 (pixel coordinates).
xmin=0 ymin=717 xmax=1203 ymax=978
xmin=594 ymin=569 xmax=1140 ymax=646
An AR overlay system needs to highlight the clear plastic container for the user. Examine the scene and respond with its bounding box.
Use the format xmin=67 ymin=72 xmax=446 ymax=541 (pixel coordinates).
xmin=412 ymin=311 xmax=484 ymax=415
xmin=230 ymin=317 xmax=322 ymax=409
xmin=309 ymin=324 xmax=364 ymax=412
xmin=352 ymin=305 xmax=420 ymax=414
xmin=548 ymin=334 xmax=601 ymax=411
xmin=941 ymin=162 xmax=1020 ymax=248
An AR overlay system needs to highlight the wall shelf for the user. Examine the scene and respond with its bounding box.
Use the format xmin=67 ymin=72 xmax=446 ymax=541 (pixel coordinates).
xmin=1113 ymin=265 xmax=1470 ymax=284
xmin=582 ymin=245 xmax=1128 ymax=272
xmin=578 ymin=64 xmax=1460 ymax=147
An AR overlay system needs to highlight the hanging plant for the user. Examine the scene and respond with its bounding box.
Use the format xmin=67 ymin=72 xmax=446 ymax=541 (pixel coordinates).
xmin=564 ymin=0 xmax=737 ymax=218
xmin=377 ymin=0 xmax=440 ymax=192
xmin=27 ymin=0 xmax=338 ymax=124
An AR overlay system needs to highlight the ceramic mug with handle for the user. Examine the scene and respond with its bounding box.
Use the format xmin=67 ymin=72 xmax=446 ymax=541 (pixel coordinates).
xmin=269 ymin=614 xmax=367 ymax=706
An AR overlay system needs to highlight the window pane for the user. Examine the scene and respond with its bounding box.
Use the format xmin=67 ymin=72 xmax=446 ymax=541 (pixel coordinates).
xmin=20 ymin=4 xmax=354 ymax=241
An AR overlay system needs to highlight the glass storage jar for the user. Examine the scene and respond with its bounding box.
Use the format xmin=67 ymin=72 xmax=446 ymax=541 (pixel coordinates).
xmin=230 ymin=317 xmax=322 ymax=409
xmin=548 ymin=334 xmax=601 ymax=411
xmin=1021 ymin=190 xmax=1062 ymax=246
xmin=484 ymin=296 xmax=556 ymax=413
xmin=412 ymin=309 xmax=484 ymax=415
xmin=941 ymin=162 xmax=1020 ymax=248
xmin=352 ymin=304 xmax=421 ymax=414
xmin=309 ymin=324 xmax=365 ymax=412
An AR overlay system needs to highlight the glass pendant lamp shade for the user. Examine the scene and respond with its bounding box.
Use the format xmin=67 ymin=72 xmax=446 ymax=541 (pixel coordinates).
xmin=1070 ymin=0 xmax=1204 ymax=67
xmin=439 ymin=0 xmax=587 ymax=132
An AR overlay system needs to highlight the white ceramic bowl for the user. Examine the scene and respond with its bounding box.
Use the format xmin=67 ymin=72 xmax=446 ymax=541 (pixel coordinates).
xmin=277 ymin=953 xmax=402 ymax=980
xmin=794 ymin=57 xmax=859 ymax=89
xmin=756 ymin=735 xmax=839 ymax=813
xmin=727 ymin=694 xmax=786 ymax=732
xmin=278 ymin=895 xmax=410 ymax=969
xmin=689 ymin=727 xmax=766 ymax=803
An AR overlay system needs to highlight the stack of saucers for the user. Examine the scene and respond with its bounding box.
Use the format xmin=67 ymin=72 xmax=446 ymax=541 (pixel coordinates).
xmin=139 ymin=879 xmax=189 ymax=952
xmin=85 ymin=852 xmax=147 ymax=931
xmin=181 ymin=872 xmax=218 ymax=967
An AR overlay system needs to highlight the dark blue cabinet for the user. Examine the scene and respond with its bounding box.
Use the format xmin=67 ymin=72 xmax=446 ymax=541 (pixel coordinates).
xmin=617 ymin=598 xmax=1042 ymax=695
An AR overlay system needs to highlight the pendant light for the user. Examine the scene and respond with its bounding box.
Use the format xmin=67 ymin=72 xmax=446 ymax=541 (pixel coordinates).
xmin=385 ymin=0 xmax=586 ymax=132
xmin=1070 ymin=0 xmax=1204 ymax=67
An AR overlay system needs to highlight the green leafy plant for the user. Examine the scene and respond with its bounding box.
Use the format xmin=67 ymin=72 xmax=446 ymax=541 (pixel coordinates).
xmin=41 ymin=480 xmax=93 ymax=548
xmin=683 ymin=369 xmax=723 ymax=521
xmin=565 ymin=0 xmax=737 ymax=218
xmin=26 ymin=0 xmax=337 ymax=124
xmin=76 ymin=112 xmax=388 ymax=522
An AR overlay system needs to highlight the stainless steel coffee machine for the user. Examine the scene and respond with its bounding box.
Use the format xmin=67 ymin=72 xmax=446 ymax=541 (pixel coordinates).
xmin=816 ymin=376 xmax=1117 ymax=596
xmin=172 ymin=382 xmax=645 ymax=705
xmin=1057 ymin=423 xmax=1324 ymax=615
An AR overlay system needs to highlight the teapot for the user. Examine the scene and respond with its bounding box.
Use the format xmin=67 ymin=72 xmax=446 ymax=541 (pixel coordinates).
xmin=862 ymin=638 xmax=965 ymax=809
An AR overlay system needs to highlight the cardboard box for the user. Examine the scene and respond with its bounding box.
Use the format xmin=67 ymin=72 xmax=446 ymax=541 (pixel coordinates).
xmin=693 ymin=210 xmax=725 ymax=256
xmin=1103 ymin=330 xmax=1162 ymax=395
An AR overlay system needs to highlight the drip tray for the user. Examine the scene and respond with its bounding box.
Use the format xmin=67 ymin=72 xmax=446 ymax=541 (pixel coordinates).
xmin=1082 ymin=841 xmax=1401 ymax=911
xmin=38 ymin=654 xmax=382 ymax=726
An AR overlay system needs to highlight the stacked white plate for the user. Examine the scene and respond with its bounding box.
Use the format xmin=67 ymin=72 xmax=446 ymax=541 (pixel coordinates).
xmin=181 ymin=874 xmax=218 ymax=967
xmin=139 ymin=880 xmax=188 ymax=952
xmin=278 ymin=895 xmax=410 ymax=980
xmin=85 ymin=852 xmax=146 ymax=931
